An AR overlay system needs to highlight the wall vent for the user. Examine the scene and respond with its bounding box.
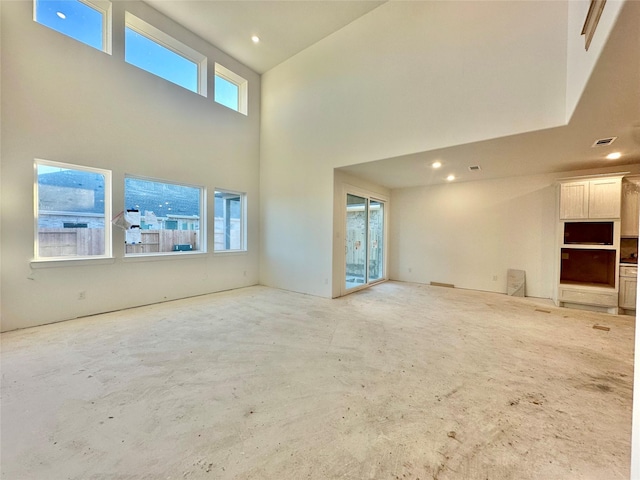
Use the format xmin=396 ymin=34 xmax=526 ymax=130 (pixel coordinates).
xmin=468 ymin=165 xmax=481 ymax=171
xmin=592 ymin=137 xmax=617 ymax=147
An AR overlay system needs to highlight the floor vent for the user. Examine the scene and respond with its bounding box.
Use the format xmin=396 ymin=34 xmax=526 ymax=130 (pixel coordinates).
xmin=592 ymin=137 xmax=617 ymax=147
xmin=468 ymin=165 xmax=481 ymax=171
xmin=430 ymin=281 xmax=454 ymax=288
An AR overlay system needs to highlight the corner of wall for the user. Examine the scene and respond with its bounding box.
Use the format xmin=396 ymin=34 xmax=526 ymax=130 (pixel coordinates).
xmin=565 ymin=0 xmax=626 ymax=121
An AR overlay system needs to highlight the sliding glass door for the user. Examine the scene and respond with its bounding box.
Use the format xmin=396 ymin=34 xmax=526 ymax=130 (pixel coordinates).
xmin=368 ymin=200 xmax=384 ymax=282
xmin=345 ymin=193 xmax=385 ymax=291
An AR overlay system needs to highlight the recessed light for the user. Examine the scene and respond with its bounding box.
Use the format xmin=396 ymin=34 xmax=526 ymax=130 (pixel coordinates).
xmin=56 ymin=11 xmax=66 ymax=19
xmin=251 ymin=35 xmax=260 ymax=44
xmin=446 ymin=174 xmax=455 ymax=182
xmin=606 ymin=152 xmax=622 ymax=160
xmin=432 ymin=161 xmax=442 ymax=169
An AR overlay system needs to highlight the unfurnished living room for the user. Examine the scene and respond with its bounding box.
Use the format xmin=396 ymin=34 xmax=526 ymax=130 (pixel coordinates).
xmin=1 ymin=0 xmax=640 ymax=479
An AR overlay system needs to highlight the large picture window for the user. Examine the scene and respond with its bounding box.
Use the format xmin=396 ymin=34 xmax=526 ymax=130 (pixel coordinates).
xmin=34 ymin=0 xmax=112 ymax=53
xmin=214 ymin=190 xmax=246 ymax=252
xmin=124 ymin=176 xmax=204 ymax=255
xmin=35 ymin=160 xmax=112 ymax=260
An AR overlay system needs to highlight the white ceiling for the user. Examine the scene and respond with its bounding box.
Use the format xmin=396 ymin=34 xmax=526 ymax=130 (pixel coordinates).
xmin=143 ymin=0 xmax=640 ymax=188
xmin=143 ymin=0 xmax=386 ymax=75
xmin=339 ymin=0 xmax=640 ymax=187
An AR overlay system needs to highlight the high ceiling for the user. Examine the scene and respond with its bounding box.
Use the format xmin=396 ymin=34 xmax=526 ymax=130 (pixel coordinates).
xmin=144 ymin=0 xmax=386 ymax=74
xmin=339 ymin=0 xmax=640 ymax=187
xmin=143 ymin=0 xmax=640 ymax=188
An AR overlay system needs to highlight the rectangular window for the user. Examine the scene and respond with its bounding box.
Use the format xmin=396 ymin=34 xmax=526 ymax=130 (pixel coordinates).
xmin=124 ymin=176 xmax=205 ymax=255
xmin=215 ymin=75 xmax=239 ymax=111
xmin=214 ymin=190 xmax=246 ymax=251
xmin=125 ymin=12 xmax=206 ymax=96
xmin=35 ymin=160 xmax=112 ymax=260
xmin=214 ymin=63 xmax=248 ymax=115
xmin=34 ymin=0 xmax=112 ymax=53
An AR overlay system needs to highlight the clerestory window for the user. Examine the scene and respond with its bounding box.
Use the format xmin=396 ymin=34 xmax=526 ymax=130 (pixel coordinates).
xmin=34 ymin=0 xmax=112 ymax=53
xmin=125 ymin=12 xmax=207 ymax=96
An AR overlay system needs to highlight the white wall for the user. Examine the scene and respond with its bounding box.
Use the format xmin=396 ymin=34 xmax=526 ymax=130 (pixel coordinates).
xmin=390 ymin=174 xmax=556 ymax=297
xmin=389 ymin=165 xmax=640 ymax=299
xmin=565 ymin=0 xmax=625 ymax=121
xmin=0 ymin=1 xmax=261 ymax=331
xmin=0 ymin=1 xmax=3 ymax=327
xmin=261 ymin=1 xmax=570 ymax=298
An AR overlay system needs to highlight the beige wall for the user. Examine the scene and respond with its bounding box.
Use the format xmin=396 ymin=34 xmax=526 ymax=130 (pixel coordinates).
xmin=389 ymin=165 xmax=640 ymax=299
xmin=565 ymin=0 xmax=625 ymax=121
xmin=0 ymin=1 xmax=261 ymax=331
xmin=261 ymin=1 xmax=572 ymax=298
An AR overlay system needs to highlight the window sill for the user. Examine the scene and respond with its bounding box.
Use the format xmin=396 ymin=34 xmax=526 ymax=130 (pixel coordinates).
xmin=30 ymin=257 xmax=116 ymax=268
xmin=123 ymin=251 xmax=208 ymax=262
xmin=213 ymin=250 xmax=248 ymax=256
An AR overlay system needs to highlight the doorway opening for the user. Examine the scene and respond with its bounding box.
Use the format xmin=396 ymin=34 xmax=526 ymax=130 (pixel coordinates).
xmin=345 ymin=193 xmax=386 ymax=292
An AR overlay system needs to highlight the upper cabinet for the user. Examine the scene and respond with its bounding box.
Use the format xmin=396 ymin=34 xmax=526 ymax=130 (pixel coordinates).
xmin=559 ymin=181 xmax=589 ymax=219
xmin=559 ymin=176 xmax=623 ymax=220
xmin=621 ymin=176 xmax=640 ymax=237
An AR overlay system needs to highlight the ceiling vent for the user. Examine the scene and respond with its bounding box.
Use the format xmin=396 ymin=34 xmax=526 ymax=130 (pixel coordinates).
xmin=468 ymin=165 xmax=481 ymax=171
xmin=592 ymin=137 xmax=617 ymax=147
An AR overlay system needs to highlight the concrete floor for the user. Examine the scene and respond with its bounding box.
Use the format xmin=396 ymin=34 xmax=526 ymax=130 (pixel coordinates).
xmin=1 ymin=282 xmax=634 ymax=479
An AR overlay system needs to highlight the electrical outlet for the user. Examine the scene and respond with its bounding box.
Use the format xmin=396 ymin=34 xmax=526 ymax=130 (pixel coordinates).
xmin=78 ymin=291 xmax=86 ymax=300
xmin=408 ymin=268 xmax=412 ymax=273
xmin=492 ymin=275 xmax=498 ymax=281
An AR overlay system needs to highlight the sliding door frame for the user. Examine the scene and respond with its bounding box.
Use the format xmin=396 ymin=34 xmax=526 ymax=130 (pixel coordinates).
xmin=341 ymin=184 xmax=389 ymax=296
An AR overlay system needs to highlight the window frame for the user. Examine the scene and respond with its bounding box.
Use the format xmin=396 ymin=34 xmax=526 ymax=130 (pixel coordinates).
xmin=214 ymin=63 xmax=248 ymax=115
xmin=33 ymin=0 xmax=113 ymax=54
xmin=124 ymin=174 xmax=207 ymax=258
xmin=214 ymin=189 xmax=247 ymax=253
xmin=124 ymin=12 xmax=207 ymax=96
xmin=33 ymin=159 xmax=113 ymax=262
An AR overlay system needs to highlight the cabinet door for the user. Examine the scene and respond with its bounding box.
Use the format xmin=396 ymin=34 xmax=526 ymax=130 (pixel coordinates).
xmin=589 ymin=178 xmax=621 ymax=219
xmin=619 ymin=277 xmax=637 ymax=309
xmin=621 ymin=179 xmax=640 ymax=236
xmin=560 ymin=182 xmax=589 ymax=219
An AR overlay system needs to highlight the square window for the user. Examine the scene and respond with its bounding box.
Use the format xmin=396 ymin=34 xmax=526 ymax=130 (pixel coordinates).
xmin=214 ymin=63 xmax=248 ymax=115
xmin=125 ymin=12 xmax=206 ymax=96
xmin=214 ymin=190 xmax=246 ymax=251
xmin=35 ymin=160 xmax=112 ymax=260
xmin=125 ymin=177 xmax=205 ymax=255
xmin=34 ymin=0 xmax=111 ymax=53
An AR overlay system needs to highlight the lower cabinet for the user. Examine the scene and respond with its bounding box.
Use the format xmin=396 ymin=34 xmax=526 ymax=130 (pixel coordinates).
xmin=619 ymin=266 xmax=638 ymax=312
xmin=558 ymin=286 xmax=619 ymax=314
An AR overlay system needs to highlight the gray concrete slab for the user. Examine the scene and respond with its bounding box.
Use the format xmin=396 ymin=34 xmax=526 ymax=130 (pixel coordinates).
xmin=0 ymin=282 xmax=633 ymax=479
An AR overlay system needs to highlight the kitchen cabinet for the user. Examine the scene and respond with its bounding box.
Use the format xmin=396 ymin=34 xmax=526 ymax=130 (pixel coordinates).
xmin=559 ymin=181 xmax=589 ymax=219
xmin=559 ymin=176 xmax=622 ymax=220
xmin=621 ymin=177 xmax=640 ymax=237
xmin=556 ymin=174 xmax=626 ymax=314
xmin=555 ymin=219 xmax=620 ymax=314
xmin=619 ymin=265 xmax=637 ymax=312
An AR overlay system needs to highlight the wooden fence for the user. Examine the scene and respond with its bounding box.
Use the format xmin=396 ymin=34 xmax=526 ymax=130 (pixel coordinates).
xmin=38 ymin=228 xmax=200 ymax=256
xmin=39 ymin=219 xmax=244 ymax=256
xmin=39 ymin=228 xmax=105 ymax=257
xmin=125 ymin=230 xmax=199 ymax=254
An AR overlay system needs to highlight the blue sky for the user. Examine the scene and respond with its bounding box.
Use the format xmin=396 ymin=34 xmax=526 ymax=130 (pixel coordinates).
xmin=35 ymin=0 xmax=103 ymax=50
xmin=125 ymin=27 xmax=198 ymax=93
